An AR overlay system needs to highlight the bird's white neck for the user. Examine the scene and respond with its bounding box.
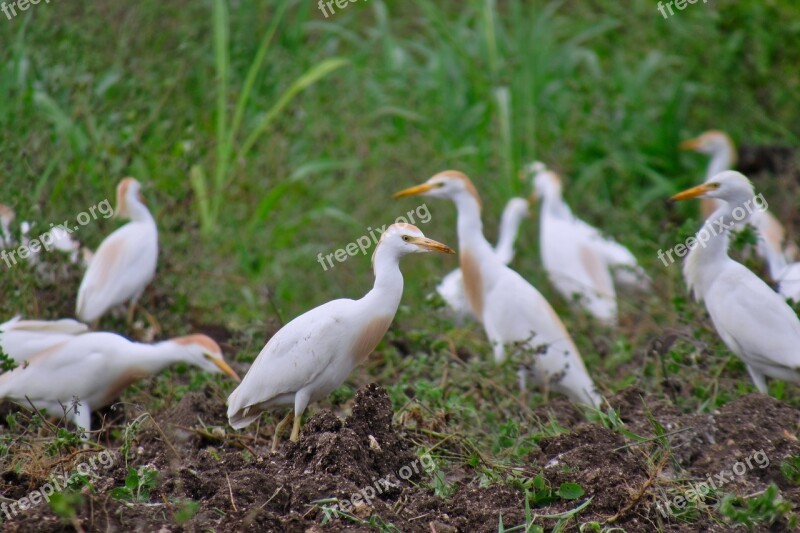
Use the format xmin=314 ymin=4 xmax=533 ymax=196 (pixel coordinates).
xmin=128 ymin=198 xmax=155 ymax=224
xmin=684 ymin=191 xmax=752 ymax=300
xmin=540 ymin=191 xmax=572 ymax=220
xmin=706 ymin=146 xmax=735 ymax=181
xmin=494 ymin=206 xmax=525 ymax=265
xmin=119 ymin=340 xmax=200 ymax=374
xmin=453 ymin=193 xmax=494 ymax=257
xmin=365 ymin=247 xmax=405 ymax=315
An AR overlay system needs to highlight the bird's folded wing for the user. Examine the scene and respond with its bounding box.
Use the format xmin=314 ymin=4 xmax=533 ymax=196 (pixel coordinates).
xmin=0 ymin=350 xmax=107 ymax=402
xmin=78 ymin=225 xmax=154 ymax=309
xmin=229 ymin=299 xmax=356 ymax=409
xmin=575 ymin=219 xmax=638 ymax=268
xmin=709 ymin=272 xmax=800 ymax=370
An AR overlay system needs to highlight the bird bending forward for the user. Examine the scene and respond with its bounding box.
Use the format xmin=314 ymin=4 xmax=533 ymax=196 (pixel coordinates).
xmin=0 ymin=332 xmax=239 ymax=436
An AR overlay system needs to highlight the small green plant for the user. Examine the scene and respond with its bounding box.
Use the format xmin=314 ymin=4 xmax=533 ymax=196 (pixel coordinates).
xmin=111 ymin=465 xmax=159 ymax=502
xmin=509 ymin=473 xmax=586 ymax=507
xmin=45 ymin=428 xmax=83 ymax=456
xmin=780 ymin=456 xmax=800 ymax=485
xmin=0 ymin=347 xmax=16 ymax=372
xmin=49 ymin=491 xmax=84 ymax=521
xmin=718 ymin=484 xmax=796 ymax=529
xmin=172 ymin=498 xmax=201 ymax=524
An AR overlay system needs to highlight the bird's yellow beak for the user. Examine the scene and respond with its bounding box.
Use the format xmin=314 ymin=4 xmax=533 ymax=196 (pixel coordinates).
xmin=680 ymin=138 xmax=701 ymax=151
xmin=671 ymin=182 xmax=719 ymax=202
xmin=208 ymin=355 xmax=241 ymax=382
xmin=394 ymin=183 xmax=437 ymax=199
xmin=410 ymin=236 xmax=455 ymax=255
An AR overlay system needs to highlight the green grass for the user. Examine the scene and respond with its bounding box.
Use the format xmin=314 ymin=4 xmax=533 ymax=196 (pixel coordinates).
xmin=1 ymin=0 xmax=800 ymax=529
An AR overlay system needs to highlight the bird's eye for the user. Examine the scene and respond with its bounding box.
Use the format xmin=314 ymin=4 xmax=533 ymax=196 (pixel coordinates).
xmin=402 ymin=235 xmax=411 ymax=242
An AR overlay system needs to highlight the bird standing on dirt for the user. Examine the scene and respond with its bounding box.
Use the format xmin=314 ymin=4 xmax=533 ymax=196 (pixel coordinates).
xmin=0 ymin=332 xmax=239 ymax=436
xmin=226 ymin=224 xmax=454 ymax=451
xmin=437 ymin=197 xmax=530 ymax=322
xmin=395 ymin=171 xmax=602 ymax=407
xmin=672 ymin=170 xmax=800 ymax=393
xmin=528 ymin=162 xmax=650 ymax=327
xmin=76 ymin=178 xmax=158 ymax=328
xmin=681 ymin=131 xmax=794 ymax=276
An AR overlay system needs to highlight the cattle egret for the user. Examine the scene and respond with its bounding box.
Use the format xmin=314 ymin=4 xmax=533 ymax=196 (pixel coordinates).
xmin=0 ymin=204 xmax=15 ymax=247
xmin=437 ymin=197 xmax=530 ymax=321
xmin=395 ymin=171 xmax=602 ymax=407
xmin=0 ymin=316 xmax=89 ymax=364
xmin=529 ymin=163 xmax=650 ymax=326
xmin=21 ymin=221 xmax=84 ymax=266
xmin=227 ymin=223 xmax=454 ymax=451
xmin=672 ymin=171 xmax=800 ymax=393
xmin=681 ymin=131 xmax=793 ymax=277
xmin=76 ymin=178 xmax=158 ymax=327
xmin=0 ymin=332 xmax=239 ymax=435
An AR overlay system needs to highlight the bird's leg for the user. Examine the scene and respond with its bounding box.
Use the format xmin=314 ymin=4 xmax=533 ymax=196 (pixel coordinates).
xmin=517 ymin=367 xmax=528 ymax=403
xmin=746 ymin=365 xmax=768 ymax=394
xmin=126 ymin=300 xmax=137 ymax=326
xmin=72 ymin=406 xmax=92 ymax=441
xmin=139 ymin=306 xmax=162 ymax=336
xmin=289 ymin=414 xmax=302 ymax=442
xmin=271 ymin=411 xmax=293 ymax=452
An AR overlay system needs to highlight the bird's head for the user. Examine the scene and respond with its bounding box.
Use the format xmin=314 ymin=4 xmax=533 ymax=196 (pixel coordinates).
xmin=171 ymin=334 xmax=240 ymax=382
xmin=0 ymin=204 xmax=15 ymax=228
xmin=503 ymin=197 xmax=532 ymax=221
xmin=529 ymin=164 xmax=563 ymax=201
xmin=671 ymin=171 xmax=755 ymax=203
xmin=115 ymin=177 xmax=146 ymax=218
xmin=394 ymin=170 xmax=482 ymax=208
xmin=680 ymin=130 xmax=735 ymax=157
xmin=373 ymin=223 xmax=454 ymax=265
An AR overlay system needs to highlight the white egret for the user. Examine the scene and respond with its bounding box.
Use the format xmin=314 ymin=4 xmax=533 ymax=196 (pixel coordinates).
xmin=437 ymin=197 xmax=530 ymax=321
xmin=395 ymin=171 xmax=602 ymax=407
xmin=0 ymin=332 xmax=239 ymax=435
xmin=681 ymin=131 xmax=793 ymax=276
xmin=529 ymin=163 xmax=650 ymax=326
xmin=0 ymin=204 xmax=15 ymax=248
xmin=76 ymin=178 xmax=158 ymax=326
xmin=0 ymin=316 xmax=89 ymax=364
xmin=227 ymin=223 xmax=454 ymax=450
xmin=672 ymin=171 xmax=800 ymax=393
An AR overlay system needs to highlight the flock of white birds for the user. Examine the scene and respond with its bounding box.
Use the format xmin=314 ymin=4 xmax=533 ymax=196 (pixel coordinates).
xmin=1 ymin=130 xmax=799 ymax=449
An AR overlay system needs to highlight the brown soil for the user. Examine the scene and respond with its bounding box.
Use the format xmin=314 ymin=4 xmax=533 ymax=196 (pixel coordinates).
xmin=1 ymin=384 xmax=798 ymax=532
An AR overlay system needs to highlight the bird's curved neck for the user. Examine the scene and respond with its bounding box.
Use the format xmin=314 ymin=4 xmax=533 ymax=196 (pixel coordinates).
xmin=494 ymin=208 xmax=524 ymax=265
xmin=540 ymin=191 xmax=571 ymax=219
xmin=107 ymin=339 xmax=192 ymax=375
xmin=684 ymin=194 xmax=751 ymax=300
xmin=453 ymin=194 xmax=492 ymax=253
xmin=365 ymin=248 xmax=404 ymax=315
xmin=706 ymin=147 xmax=734 ymax=180
xmin=128 ymin=199 xmax=154 ymax=224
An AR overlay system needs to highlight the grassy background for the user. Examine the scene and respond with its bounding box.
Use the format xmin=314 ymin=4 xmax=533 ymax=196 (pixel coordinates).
xmin=1 ymin=0 xmax=799 ymax=378
xmin=1 ymin=0 xmax=800 ymax=529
